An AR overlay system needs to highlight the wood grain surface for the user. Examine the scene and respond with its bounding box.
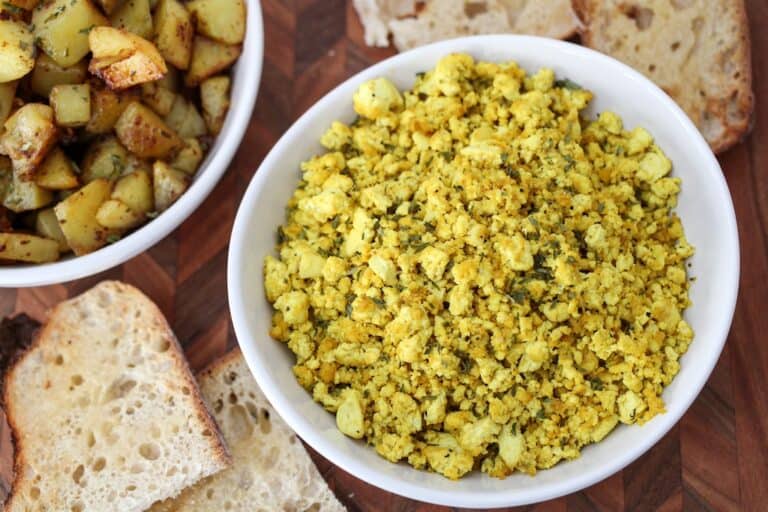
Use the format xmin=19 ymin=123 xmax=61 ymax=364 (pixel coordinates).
xmin=1 ymin=0 xmax=767 ymax=510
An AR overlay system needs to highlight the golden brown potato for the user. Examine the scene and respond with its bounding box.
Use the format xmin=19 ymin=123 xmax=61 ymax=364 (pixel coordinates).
xmin=141 ymin=81 xmax=175 ymax=116
xmin=153 ymin=0 xmax=193 ymax=70
xmin=110 ymin=0 xmax=153 ymax=39
xmin=200 ymin=75 xmax=230 ymax=135
xmin=95 ymin=198 xmax=143 ymax=229
xmin=164 ymin=94 xmax=206 ymax=138
xmin=53 ymin=178 xmax=114 ymax=255
xmin=89 ymin=27 xmax=167 ymax=90
xmin=0 ymin=103 xmax=58 ymax=179
xmin=187 ymin=0 xmax=245 ymax=45
xmin=50 ymin=83 xmax=91 ymax=127
xmin=153 ymin=160 xmax=188 ymax=211
xmin=171 ymin=138 xmax=203 ymax=174
xmin=30 ymin=54 xmax=88 ymax=98
xmin=35 ymin=147 xmax=79 ymax=189
xmin=115 ymin=102 xmax=182 ymax=158
xmin=157 ymin=65 xmax=180 ymax=91
xmin=0 ymin=81 xmax=18 ymax=126
xmin=3 ymin=173 xmax=54 ymax=212
xmin=0 ymin=19 xmax=36 ymax=83
xmin=4 ymin=0 xmax=41 ymax=11
xmin=35 ymin=207 xmax=69 ymax=251
xmin=86 ymin=82 xmax=138 ymax=134
xmin=185 ymin=36 xmax=241 ymax=86
xmin=32 ymin=0 xmax=109 ymax=67
xmin=0 ymin=233 xmax=59 ymax=263
xmin=81 ymin=135 xmax=128 ymax=182
xmin=112 ymin=169 xmax=153 ymax=215
xmin=93 ymin=0 xmax=119 ymax=14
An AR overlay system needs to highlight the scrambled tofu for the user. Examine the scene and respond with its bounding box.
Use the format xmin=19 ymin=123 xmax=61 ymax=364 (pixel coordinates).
xmin=264 ymin=54 xmax=694 ymax=480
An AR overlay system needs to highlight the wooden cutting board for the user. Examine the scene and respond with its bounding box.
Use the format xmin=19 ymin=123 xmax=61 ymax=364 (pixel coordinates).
xmin=1 ymin=0 xmax=767 ymax=510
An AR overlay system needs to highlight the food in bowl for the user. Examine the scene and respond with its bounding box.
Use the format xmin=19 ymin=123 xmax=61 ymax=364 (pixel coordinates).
xmin=0 ymin=0 xmax=246 ymax=263
xmin=263 ymin=54 xmax=694 ymax=480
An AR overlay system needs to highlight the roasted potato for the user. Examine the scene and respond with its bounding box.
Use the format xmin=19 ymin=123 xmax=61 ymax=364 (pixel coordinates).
xmin=185 ymin=36 xmax=240 ymax=86
xmin=81 ymin=135 xmax=128 ymax=182
xmin=0 ymin=20 xmax=36 ymax=83
xmin=153 ymin=160 xmax=188 ymax=211
xmin=89 ymin=27 xmax=167 ymax=89
xmin=35 ymin=147 xmax=79 ymax=189
xmin=30 ymin=54 xmax=88 ymax=98
xmin=153 ymin=0 xmax=193 ymax=69
xmin=32 ymin=0 xmax=109 ymax=67
xmin=0 ymin=81 xmax=18 ymax=126
xmin=141 ymin=80 xmax=175 ymax=116
xmin=54 ymin=178 xmax=113 ymax=255
xmin=115 ymin=102 xmax=181 ymax=158
xmin=35 ymin=207 xmax=69 ymax=251
xmin=50 ymin=83 xmax=91 ymax=127
xmin=187 ymin=0 xmax=245 ymax=45
xmin=4 ymin=0 xmax=41 ymax=12
xmin=0 ymin=103 xmax=58 ymax=179
xmin=4 ymin=173 xmax=54 ymax=212
xmin=86 ymin=81 xmax=138 ymax=133
xmin=171 ymin=138 xmax=203 ymax=174
xmin=112 ymin=169 xmax=152 ymax=213
xmin=0 ymin=233 xmax=59 ymax=262
xmin=200 ymin=75 xmax=230 ymax=134
xmin=110 ymin=0 xmax=153 ymax=39
xmin=93 ymin=0 xmax=119 ymax=14
xmin=95 ymin=198 xmax=143 ymax=229
xmin=164 ymin=94 xmax=206 ymax=138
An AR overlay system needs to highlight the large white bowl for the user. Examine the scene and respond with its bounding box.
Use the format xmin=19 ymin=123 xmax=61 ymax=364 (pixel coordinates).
xmin=228 ymin=36 xmax=739 ymax=508
xmin=0 ymin=0 xmax=263 ymax=288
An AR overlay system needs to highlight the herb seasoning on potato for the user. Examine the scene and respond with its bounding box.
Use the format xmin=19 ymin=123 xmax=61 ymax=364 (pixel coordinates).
xmin=0 ymin=0 xmax=245 ymax=262
xmin=265 ymin=54 xmax=694 ymax=479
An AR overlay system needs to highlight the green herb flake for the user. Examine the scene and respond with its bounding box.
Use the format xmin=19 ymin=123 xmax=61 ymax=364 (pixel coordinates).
xmin=2 ymin=2 xmax=23 ymax=15
xmin=78 ymin=24 xmax=95 ymax=34
xmin=145 ymin=211 xmax=159 ymax=219
xmin=106 ymin=233 xmax=121 ymax=244
xmin=555 ymin=78 xmax=582 ymax=90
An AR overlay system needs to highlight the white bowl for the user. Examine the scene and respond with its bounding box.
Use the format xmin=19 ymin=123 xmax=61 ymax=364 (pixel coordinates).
xmin=0 ymin=0 xmax=264 ymax=288
xmin=228 ymin=36 xmax=739 ymax=508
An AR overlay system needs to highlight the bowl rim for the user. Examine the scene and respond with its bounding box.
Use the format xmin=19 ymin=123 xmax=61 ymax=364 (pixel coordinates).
xmin=0 ymin=0 xmax=264 ymax=288
xmin=228 ymin=35 xmax=740 ymax=508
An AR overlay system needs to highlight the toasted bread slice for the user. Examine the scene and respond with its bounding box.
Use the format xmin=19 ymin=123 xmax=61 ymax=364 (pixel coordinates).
xmin=354 ymin=0 xmax=577 ymax=50
xmin=572 ymin=0 xmax=753 ymax=153
xmin=3 ymin=281 xmax=230 ymax=512
xmin=149 ymin=349 xmax=346 ymax=512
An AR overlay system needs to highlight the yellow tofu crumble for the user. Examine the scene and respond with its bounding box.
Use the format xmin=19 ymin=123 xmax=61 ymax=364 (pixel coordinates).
xmin=264 ymin=54 xmax=694 ymax=480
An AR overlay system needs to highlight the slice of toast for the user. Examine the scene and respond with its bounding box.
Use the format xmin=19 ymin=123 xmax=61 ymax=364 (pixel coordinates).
xmin=572 ymin=0 xmax=753 ymax=153
xmin=149 ymin=349 xmax=346 ymax=512
xmin=354 ymin=0 xmax=577 ymax=50
xmin=3 ymin=281 xmax=230 ymax=512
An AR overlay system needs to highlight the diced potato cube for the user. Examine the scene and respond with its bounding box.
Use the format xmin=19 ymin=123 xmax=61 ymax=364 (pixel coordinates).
xmin=81 ymin=135 xmax=128 ymax=183
xmin=157 ymin=65 xmax=179 ymax=91
xmin=35 ymin=147 xmax=78 ymax=189
xmin=0 ymin=81 xmax=18 ymax=126
xmin=185 ymin=36 xmax=240 ymax=86
xmin=0 ymin=233 xmax=59 ymax=263
xmin=153 ymin=160 xmax=188 ymax=211
xmin=93 ymin=0 xmax=119 ymax=14
xmin=164 ymin=95 xmax=206 ymax=138
xmin=88 ymin=27 xmax=167 ymax=90
xmin=0 ymin=20 xmax=35 ymax=83
xmin=141 ymin=81 xmax=175 ymax=116
xmin=110 ymin=0 xmax=152 ymax=39
xmin=0 ymin=103 xmax=58 ymax=179
xmin=35 ymin=207 xmax=69 ymax=251
xmin=54 ymin=178 xmax=113 ymax=255
xmin=115 ymin=102 xmax=182 ymax=158
xmin=187 ymin=0 xmax=245 ymax=45
xmin=86 ymin=82 xmax=138 ymax=134
xmin=200 ymin=75 xmax=230 ymax=134
xmin=124 ymin=153 xmax=151 ymax=175
xmin=50 ymin=83 xmax=91 ymax=127
xmin=32 ymin=0 xmax=109 ymax=67
xmin=96 ymin=198 xmax=143 ymax=229
xmin=3 ymin=173 xmax=53 ymax=212
xmin=170 ymin=138 xmax=203 ymax=174
xmin=153 ymin=0 xmax=193 ymax=69
xmin=30 ymin=53 xmax=88 ymax=98
xmin=113 ymin=169 xmax=152 ymax=213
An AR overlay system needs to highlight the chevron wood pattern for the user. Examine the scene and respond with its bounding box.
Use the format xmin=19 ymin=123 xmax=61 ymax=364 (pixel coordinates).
xmin=0 ymin=0 xmax=766 ymax=510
